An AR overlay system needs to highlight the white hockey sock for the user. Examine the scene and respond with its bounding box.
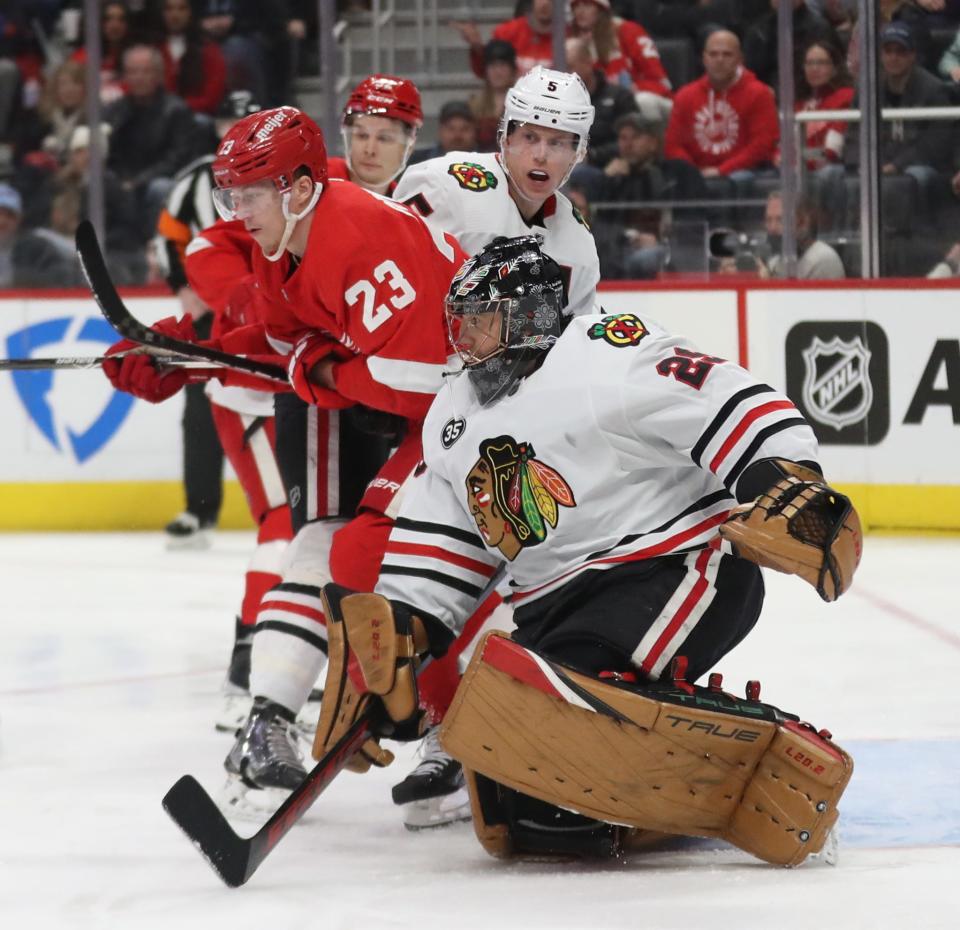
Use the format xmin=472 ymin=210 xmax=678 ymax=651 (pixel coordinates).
xmin=250 ymin=582 xmax=329 ymax=714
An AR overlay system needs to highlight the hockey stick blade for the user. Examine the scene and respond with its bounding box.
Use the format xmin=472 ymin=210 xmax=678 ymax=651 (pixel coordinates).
xmin=162 ymin=713 xmax=373 ymax=887
xmin=75 ymin=221 xmax=288 ymax=385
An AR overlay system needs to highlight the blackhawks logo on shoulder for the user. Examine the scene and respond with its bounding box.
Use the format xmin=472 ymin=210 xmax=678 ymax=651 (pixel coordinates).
xmin=465 ymin=436 xmax=575 ymax=561
xmin=588 ymin=313 xmax=647 ymax=347
xmin=448 ymin=161 xmax=498 ymax=192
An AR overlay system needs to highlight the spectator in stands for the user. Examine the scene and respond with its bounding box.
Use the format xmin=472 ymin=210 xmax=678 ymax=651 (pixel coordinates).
xmin=569 ymin=0 xmax=673 ymax=125
xmin=565 ymin=36 xmax=639 ymax=168
xmin=0 ymin=182 xmax=81 ymax=288
xmin=454 ymin=0 xmax=555 ymax=79
xmin=664 ymin=30 xmax=779 ymax=190
xmin=592 ymin=112 xmax=708 ymax=278
xmin=846 ymin=21 xmax=953 ymax=225
xmin=761 ymin=190 xmax=844 ymax=279
xmin=105 ymin=44 xmax=199 ymax=238
xmin=469 ymin=39 xmax=519 ymax=152
xmin=157 ymin=0 xmax=227 ymax=115
xmin=743 ymin=1 xmax=838 ymax=88
xmin=795 ymin=37 xmax=854 ymax=170
xmin=16 ymin=59 xmax=88 ymax=170
xmin=410 ymin=101 xmax=477 ymax=165
xmin=198 ymin=0 xmax=291 ymax=105
xmin=71 ymin=1 xmax=137 ymax=105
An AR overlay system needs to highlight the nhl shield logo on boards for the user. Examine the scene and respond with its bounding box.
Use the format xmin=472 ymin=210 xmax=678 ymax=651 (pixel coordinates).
xmin=801 ymin=335 xmax=872 ymax=430
xmin=785 ymin=321 xmax=889 ymax=446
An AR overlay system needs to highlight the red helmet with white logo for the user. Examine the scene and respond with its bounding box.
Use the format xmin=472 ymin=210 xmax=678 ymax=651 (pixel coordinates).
xmin=342 ymin=75 xmax=423 ymax=129
xmin=212 ymin=105 xmax=328 ymax=192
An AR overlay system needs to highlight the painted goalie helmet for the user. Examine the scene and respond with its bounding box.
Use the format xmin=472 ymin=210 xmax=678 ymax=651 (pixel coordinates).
xmin=445 ymin=235 xmax=568 ymax=406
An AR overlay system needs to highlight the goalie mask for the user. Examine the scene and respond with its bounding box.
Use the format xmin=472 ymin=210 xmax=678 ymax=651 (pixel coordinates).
xmin=445 ymin=236 xmax=568 ymax=406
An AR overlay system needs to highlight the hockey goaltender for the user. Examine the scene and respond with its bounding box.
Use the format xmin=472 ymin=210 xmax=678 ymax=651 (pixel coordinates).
xmin=313 ymin=234 xmax=863 ymax=867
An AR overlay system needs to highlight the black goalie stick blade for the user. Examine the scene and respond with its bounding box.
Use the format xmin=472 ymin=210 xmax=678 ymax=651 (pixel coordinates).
xmin=75 ymin=220 xmax=288 ymax=385
xmin=162 ymin=712 xmax=373 ymax=887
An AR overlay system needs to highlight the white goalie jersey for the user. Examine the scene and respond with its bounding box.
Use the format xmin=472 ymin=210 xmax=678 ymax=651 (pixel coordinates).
xmin=393 ymin=151 xmax=601 ymax=318
xmin=375 ymin=313 xmax=821 ymax=635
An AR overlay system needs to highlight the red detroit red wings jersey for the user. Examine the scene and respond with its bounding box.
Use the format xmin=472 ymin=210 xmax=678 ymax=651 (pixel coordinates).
xmin=252 ymin=179 xmax=467 ymax=420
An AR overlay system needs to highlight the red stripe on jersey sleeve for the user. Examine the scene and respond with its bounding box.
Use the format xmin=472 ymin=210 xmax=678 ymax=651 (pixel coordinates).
xmin=708 ymin=400 xmax=796 ymax=473
xmin=384 ymin=541 xmax=498 ymax=578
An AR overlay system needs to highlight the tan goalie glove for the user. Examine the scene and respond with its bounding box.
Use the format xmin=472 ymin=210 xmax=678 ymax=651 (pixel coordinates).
xmin=719 ymin=460 xmax=862 ymax=601
xmin=312 ymin=584 xmax=430 ymax=773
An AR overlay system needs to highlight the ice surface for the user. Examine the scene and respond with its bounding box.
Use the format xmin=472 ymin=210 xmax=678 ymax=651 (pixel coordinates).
xmin=1 ymin=533 xmax=957 ymax=929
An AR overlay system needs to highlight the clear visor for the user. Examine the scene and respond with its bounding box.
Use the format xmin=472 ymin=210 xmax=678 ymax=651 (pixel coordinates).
xmin=212 ymin=179 xmax=282 ymax=222
xmin=445 ymin=296 xmax=517 ymax=368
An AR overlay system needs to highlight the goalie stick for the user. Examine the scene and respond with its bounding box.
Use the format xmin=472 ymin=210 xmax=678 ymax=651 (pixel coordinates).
xmin=162 ymin=711 xmax=372 ymax=887
xmin=74 ymin=220 xmax=288 ymax=385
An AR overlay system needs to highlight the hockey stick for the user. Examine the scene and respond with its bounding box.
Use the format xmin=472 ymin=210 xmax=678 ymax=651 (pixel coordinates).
xmin=0 ymin=355 xmax=215 ymax=371
xmin=74 ymin=220 xmax=288 ymax=385
xmin=162 ymin=712 xmax=372 ymax=887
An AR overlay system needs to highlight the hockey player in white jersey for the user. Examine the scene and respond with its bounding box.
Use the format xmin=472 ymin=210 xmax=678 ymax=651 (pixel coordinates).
xmin=389 ymin=65 xmax=602 ymax=827
xmin=394 ymin=66 xmax=600 ymax=319
xmin=311 ymin=236 xmax=862 ymax=863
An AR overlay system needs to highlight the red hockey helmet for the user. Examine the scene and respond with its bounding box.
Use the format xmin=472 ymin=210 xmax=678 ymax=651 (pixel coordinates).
xmin=342 ymin=75 xmax=423 ymax=129
xmin=212 ymin=106 xmax=328 ymax=193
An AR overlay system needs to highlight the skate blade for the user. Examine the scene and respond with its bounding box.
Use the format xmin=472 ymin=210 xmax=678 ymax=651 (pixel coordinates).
xmin=402 ymin=787 xmax=472 ymax=831
xmin=216 ymin=774 xmax=290 ymax=822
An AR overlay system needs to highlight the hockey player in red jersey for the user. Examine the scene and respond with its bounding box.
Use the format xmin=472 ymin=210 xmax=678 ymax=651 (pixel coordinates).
xmin=105 ymin=105 xmax=466 ymax=807
xmin=330 ymin=73 xmax=423 ymax=194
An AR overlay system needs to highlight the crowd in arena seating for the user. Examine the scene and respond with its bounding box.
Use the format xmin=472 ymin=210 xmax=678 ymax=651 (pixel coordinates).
xmin=4 ymin=0 xmax=960 ymax=288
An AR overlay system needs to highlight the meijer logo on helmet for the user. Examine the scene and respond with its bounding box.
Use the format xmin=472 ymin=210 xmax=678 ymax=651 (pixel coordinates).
xmin=255 ymin=110 xmax=290 ymax=142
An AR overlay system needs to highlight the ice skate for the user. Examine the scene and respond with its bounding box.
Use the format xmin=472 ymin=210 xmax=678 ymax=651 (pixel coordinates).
xmin=391 ymin=726 xmax=471 ymax=830
xmin=215 ymin=620 xmax=253 ymax=733
xmin=164 ymin=511 xmax=214 ymax=550
xmin=220 ymin=699 xmax=306 ymax=818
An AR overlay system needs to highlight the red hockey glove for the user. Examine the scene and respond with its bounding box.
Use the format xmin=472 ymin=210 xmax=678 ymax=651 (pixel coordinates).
xmin=102 ymin=316 xmax=210 ymax=403
xmin=287 ymin=332 xmax=353 ymax=407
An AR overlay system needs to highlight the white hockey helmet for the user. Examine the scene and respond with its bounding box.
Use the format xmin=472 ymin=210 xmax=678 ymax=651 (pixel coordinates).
xmin=499 ymin=66 xmax=595 ymax=165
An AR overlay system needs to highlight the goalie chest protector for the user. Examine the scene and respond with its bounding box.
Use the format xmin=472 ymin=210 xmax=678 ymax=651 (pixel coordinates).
xmin=440 ymin=632 xmax=853 ymax=867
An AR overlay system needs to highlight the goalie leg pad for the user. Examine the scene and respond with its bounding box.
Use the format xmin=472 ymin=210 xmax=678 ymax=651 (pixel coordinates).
xmin=312 ymin=585 xmax=428 ymax=771
xmin=441 ymin=633 xmax=853 ymax=866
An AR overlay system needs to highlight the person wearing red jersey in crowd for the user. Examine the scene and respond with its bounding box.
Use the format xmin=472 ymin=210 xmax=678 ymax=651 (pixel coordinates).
xmin=793 ymin=37 xmax=854 ymax=170
xmin=454 ymin=0 xmax=555 ymax=79
xmin=664 ymin=29 xmax=778 ymax=196
xmin=156 ymin=0 xmax=227 ymax=115
xmin=569 ymin=0 xmax=673 ymax=126
xmin=332 ymin=73 xmax=423 ymax=194
xmin=70 ymin=0 xmax=135 ymax=105
xmin=103 ymin=106 xmax=466 ymax=809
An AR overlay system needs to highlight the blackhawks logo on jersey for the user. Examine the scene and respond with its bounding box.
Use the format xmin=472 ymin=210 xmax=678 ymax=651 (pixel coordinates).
xmin=448 ymin=161 xmax=498 ymax=192
xmin=465 ymin=436 xmax=575 ymax=561
xmin=588 ymin=313 xmax=648 ymax=348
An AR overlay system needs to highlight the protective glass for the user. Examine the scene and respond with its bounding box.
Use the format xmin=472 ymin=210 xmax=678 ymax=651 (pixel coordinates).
xmin=212 ymin=180 xmax=281 ymax=222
